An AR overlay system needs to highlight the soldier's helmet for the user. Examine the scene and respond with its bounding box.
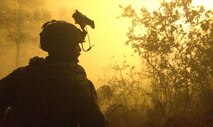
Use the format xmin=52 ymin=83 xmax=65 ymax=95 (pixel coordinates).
xmin=40 ymin=20 xmax=84 ymax=53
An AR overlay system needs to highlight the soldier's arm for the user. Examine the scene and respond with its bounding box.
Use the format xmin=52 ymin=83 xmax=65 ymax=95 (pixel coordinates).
xmin=0 ymin=76 xmax=12 ymax=121
xmin=77 ymin=79 xmax=108 ymax=127
xmin=0 ymin=68 xmax=22 ymax=119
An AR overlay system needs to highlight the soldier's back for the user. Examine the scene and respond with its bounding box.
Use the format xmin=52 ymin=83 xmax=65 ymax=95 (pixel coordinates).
xmin=3 ymin=57 xmax=90 ymax=127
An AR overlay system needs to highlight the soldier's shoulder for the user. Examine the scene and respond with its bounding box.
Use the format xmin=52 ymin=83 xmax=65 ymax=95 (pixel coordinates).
xmin=1 ymin=57 xmax=46 ymax=81
xmin=0 ymin=65 xmax=29 ymax=84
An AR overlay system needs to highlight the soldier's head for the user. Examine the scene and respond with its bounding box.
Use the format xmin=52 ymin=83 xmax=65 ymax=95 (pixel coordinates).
xmin=40 ymin=20 xmax=83 ymax=63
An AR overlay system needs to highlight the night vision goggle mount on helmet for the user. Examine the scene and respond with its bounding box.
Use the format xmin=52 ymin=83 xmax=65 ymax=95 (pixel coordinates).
xmin=72 ymin=10 xmax=95 ymax=52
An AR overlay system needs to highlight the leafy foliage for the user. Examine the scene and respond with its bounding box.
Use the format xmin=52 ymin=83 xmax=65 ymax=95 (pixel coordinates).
xmin=121 ymin=0 xmax=213 ymax=119
xmin=99 ymin=0 xmax=213 ymax=126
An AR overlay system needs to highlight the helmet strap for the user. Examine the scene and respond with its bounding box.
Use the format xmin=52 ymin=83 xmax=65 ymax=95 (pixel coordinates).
xmin=81 ymin=26 xmax=94 ymax=52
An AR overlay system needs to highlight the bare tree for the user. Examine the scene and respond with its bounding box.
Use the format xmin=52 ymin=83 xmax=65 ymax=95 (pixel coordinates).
xmin=0 ymin=0 xmax=51 ymax=67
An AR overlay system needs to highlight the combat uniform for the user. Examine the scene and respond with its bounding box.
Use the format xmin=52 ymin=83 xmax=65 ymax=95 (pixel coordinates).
xmin=0 ymin=56 xmax=106 ymax=127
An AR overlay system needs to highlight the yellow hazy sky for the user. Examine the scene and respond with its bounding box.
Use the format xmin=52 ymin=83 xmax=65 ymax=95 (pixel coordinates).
xmin=45 ymin=0 xmax=161 ymax=88
xmin=1 ymin=0 xmax=212 ymax=88
xmin=44 ymin=0 xmax=213 ymax=88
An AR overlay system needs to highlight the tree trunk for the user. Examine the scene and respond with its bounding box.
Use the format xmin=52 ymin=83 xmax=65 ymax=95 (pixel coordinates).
xmin=15 ymin=42 xmax=20 ymax=67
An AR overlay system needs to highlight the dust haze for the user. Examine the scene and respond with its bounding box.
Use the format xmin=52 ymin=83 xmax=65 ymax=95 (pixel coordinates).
xmin=1 ymin=0 xmax=213 ymax=127
xmin=0 ymin=0 xmax=141 ymax=87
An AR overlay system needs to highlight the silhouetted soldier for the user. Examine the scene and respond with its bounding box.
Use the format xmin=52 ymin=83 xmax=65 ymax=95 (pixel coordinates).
xmin=0 ymin=20 xmax=107 ymax=127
